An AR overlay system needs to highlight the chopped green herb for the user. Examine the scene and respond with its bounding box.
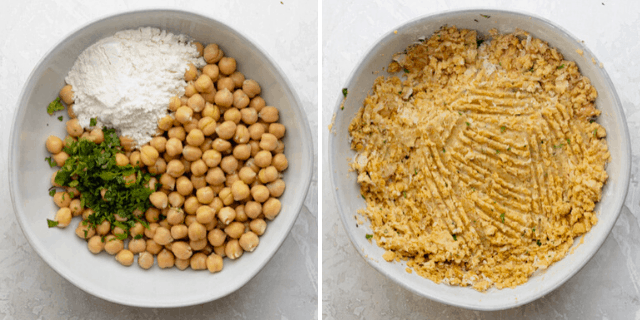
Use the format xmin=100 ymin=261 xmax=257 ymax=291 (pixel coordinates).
xmin=45 ymin=156 xmax=56 ymax=168
xmin=452 ymin=234 xmax=457 ymax=241
xmin=414 ymin=169 xmax=418 ymax=175
xmin=476 ymin=39 xmax=484 ymax=47
xmin=532 ymin=227 xmax=536 ymax=232
xmin=458 ymin=111 xmax=462 ymax=115
xmin=83 ymin=229 xmax=88 ymax=238
xmin=480 ymin=14 xmax=491 ymax=18
xmin=553 ymin=144 xmax=564 ymax=149
xmin=540 ymin=140 xmax=544 ymax=144
xmin=47 ymin=219 xmax=59 ymax=228
xmin=442 ymin=148 xmax=446 ymax=153
xmin=529 ymin=67 xmax=534 ymax=72
xmin=507 ymin=146 xmax=511 ymax=151
xmin=500 ymin=213 xmax=505 ymax=223
xmin=525 ymin=250 xmax=529 ymax=254
xmin=365 ymin=234 xmax=373 ymax=240
xmin=90 ymin=117 xmax=97 ymax=127
xmin=383 ymin=140 xmax=386 ymax=143
xmin=49 ymin=189 xmax=56 ymax=197
xmin=361 ymin=194 xmax=365 ymax=200
xmin=496 ymin=150 xmax=500 ymax=154
xmin=341 ymin=105 xmax=344 ymax=110
xmin=500 ymin=126 xmax=506 ymax=133
xmin=537 ymin=240 xmax=542 ymax=246
xmin=46 ymin=97 xmax=65 ymax=115
xmin=593 ymin=129 xmax=597 ymax=137
xmin=134 ymin=234 xmax=143 ymax=240
xmin=115 ymin=233 xmax=127 ymax=240
xmin=465 ymin=122 xmax=470 ymax=126
xmin=557 ymin=64 xmax=565 ymax=69
xmin=403 ymin=68 xmax=410 ymax=73
xmin=342 ymin=88 xmax=348 ymax=98
xmin=57 ymin=116 xmax=63 ymax=121
xmin=403 ymin=191 xmax=407 ymax=198
xmin=589 ymin=119 xmax=595 ymax=123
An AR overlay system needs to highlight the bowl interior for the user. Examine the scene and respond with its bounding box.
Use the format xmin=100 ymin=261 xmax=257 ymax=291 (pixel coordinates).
xmin=10 ymin=9 xmax=313 ymax=307
xmin=329 ymin=9 xmax=630 ymax=310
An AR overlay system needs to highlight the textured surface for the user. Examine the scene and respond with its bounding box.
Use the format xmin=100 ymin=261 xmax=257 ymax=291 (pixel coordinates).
xmin=0 ymin=1 xmax=317 ymax=319
xmin=323 ymin=0 xmax=640 ymax=318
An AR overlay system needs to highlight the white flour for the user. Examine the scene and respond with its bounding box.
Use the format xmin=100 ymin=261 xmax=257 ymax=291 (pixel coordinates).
xmin=65 ymin=27 xmax=205 ymax=147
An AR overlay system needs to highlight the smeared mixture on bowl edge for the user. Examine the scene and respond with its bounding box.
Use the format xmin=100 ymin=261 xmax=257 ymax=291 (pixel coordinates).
xmin=348 ymin=26 xmax=609 ymax=291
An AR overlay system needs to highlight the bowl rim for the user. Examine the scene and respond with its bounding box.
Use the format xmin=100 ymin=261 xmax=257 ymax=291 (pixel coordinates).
xmin=9 ymin=8 xmax=314 ymax=308
xmin=329 ymin=7 xmax=631 ymax=311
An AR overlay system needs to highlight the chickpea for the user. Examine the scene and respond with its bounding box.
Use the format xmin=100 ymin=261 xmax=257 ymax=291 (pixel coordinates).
xmin=45 ymin=136 xmax=63 ymax=154
xmin=207 ymin=229 xmax=226 ymax=247
xmin=87 ymin=236 xmax=105 ymax=254
xmin=259 ymin=106 xmax=279 ymax=123
xmin=186 ymin=129 xmax=205 ymax=147
xmin=214 ymin=121 xmax=234 ymax=141
xmin=128 ymin=238 xmax=146 ymax=254
xmin=211 ymin=184 xmax=224 ymax=196
xmin=170 ymin=258 xmax=187 ymax=271
xmin=166 ymin=207 xmax=185 ymax=225
xmin=202 ymin=150 xmax=222 ymax=168
xmin=217 ymin=207 xmax=236 ymax=225
xmin=224 ymin=108 xmax=242 ymax=124
xmin=229 ymin=180 xmax=250 ymax=201
xmin=267 ymin=179 xmax=286 ymax=198
xmin=165 ymin=138 xmax=183 ymax=157
xmin=262 ymin=197 xmax=282 ymax=220
xmin=219 ymin=187 xmax=234 ymax=206
xmin=104 ymin=235 xmax=124 ymax=255
xmin=182 ymin=145 xmax=203 ymax=162
xmin=225 ymin=173 xmax=240 ymax=187
xmin=213 ymin=244 xmax=226 ymax=258
xmin=214 ymin=88 xmax=233 ymax=108
xmin=115 ymin=249 xmax=134 ymax=267
xmin=66 ymin=186 xmax=80 ymax=198
xmin=129 ymin=151 xmax=142 ymax=167
xmin=205 ymin=254 xmax=223 ymax=273
xmin=53 ymin=191 xmax=72 ymax=208
xmin=243 ymin=202 xmax=261 ymax=220
xmin=212 ymin=138 xmax=232 ymax=152
xmin=204 ymin=43 xmax=223 ymax=64
xmin=67 ymin=104 xmax=76 ymax=118
xmin=220 ymin=156 xmax=239 ymax=174
xmin=175 ymin=106 xmax=193 ymax=124
xmin=193 ymin=74 xmax=213 ymax=93
xmin=189 ymin=160 xmax=207 ymax=177
xmin=196 ymin=187 xmax=214 ymax=204
xmin=119 ymin=136 xmax=135 ymax=151
xmin=157 ymin=115 xmax=174 ymax=131
xmin=180 ymin=197 xmax=197 ymax=216
xmin=242 ymin=79 xmax=261 ymax=98
xmin=232 ymin=144 xmax=251 ymax=161
xmin=145 ymin=239 xmax=162 ymax=255
xmin=96 ymin=220 xmax=111 ymax=235
xmin=229 ymin=71 xmax=245 ymax=88
xmin=148 ymin=158 xmax=167 ymax=175
xmin=69 ymin=199 xmax=83 ymax=216
xmin=235 ymin=205 xmax=248 ymax=222
xmin=157 ymin=249 xmax=175 ymax=269
xmin=272 ymin=153 xmax=289 ymax=171
xmin=184 ymin=215 xmax=197 ymax=227
xmin=81 ymin=208 xmax=93 ymax=220
xmin=202 ymin=102 xmax=220 ymax=121
xmin=113 ymin=226 xmax=127 ymax=239
xmin=170 ymin=225 xmax=187 ymax=240
xmin=217 ymin=57 xmax=235 ymax=75
xmin=239 ymin=232 xmax=260 ymax=252
xmin=138 ymin=251 xmax=154 ymax=269
xmin=53 ymin=151 xmax=69 ymax=167
xmin=172 ymin=177 xmax=192 ymax=197
xmin=186 ymin=94 xmax=204 ymax=113
xmin=169 ymin=95 xmax=182 ymax=112
xmin=202 ymin=64 xmax=220 ymax=82
xmin=249 ymin=96 xmax=266 ymax=112
xmin=209 ymin=197 xmax=224 ymax=214
xmin=257 ymin=134 xmax=277 ymax=152
xmin=166 ymin=159 xmax=186 ymax=178
xmin=195 ymin=118 xmax=215 ymax=138
xmin=170 ymin=241 xmax=193 ymax=260
xmin=149 ymin=137 xmax=166 ymax=153
xmin=65 ymin=119 xmax=83 ymax=137
xmin=248 ymin=123 xmax=265 ymax=141
xmin=184 ymin=63 xmax=197 ymax=81
xmin=232 ymin=90 xmax=250 ymax=109
xmin=112 ymin=153 xmax=129 ymax=167
xmin=184 ymin=83 xmax=197 ymax=97
xmin=196 ymin=206 xmax=215 ymax=224
xmin=168 ymin=126 xmax=186 ymax=141
xmin=140 ymin=145 xmax=159 ymax=166
xmin=239 ymin=167 xmax=257 ymax=185
xmin=224 ymin=222 xmax=245 ymax=239
xmin=187 ymin=221 xmax=207 ymax=241
xmin=225 ymin=239 xmax=243 ymax=260
xmin=191 ymin=175 xmax=207 ymax=190
xmin=186 ymin=252 xmax=205 ymax=270
xmin=75 ymin=220 xmax=95 ymax=239
xmin=190 ymin=238 xmax=208 ymax=251
xmin=147 ymin=191 xmax=169 ymax=211
xmin=59 ymin=84 xmax=74 ymax=104
xmin=51 ymin=171 xmax=62 ymax=187
xmin=193 ymin=42 xmax=204 ymax=56
xmin=249 ymin=219 xmax=266 ymax=237
xmin=254 ymin=150 xmax=273 ymax=168
xmin=217 ymin=77 xmax=235 ymax=92
xmin=259 ymin=166 xmax=279 ymax=184
xmin=159 ymin=173 xmax=176 ymax=191
xmin=275 ymin=140 xmax=285 ymax=154
xmin=234 ymin=125 xmax=250 ymax=144
xmin=251 ymin=185 xmax=270 ymax=203
xmin=152 ymin=226 xmax=173 ymax=245
xmin=200 ymin=137 xmax=213 ymax=152
xmin=240 ymin=107 xmax=258 ymax=125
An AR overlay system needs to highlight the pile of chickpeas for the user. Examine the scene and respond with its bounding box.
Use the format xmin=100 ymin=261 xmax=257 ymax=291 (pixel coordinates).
xmin=46 ymin=41 xmax=288 ymax=273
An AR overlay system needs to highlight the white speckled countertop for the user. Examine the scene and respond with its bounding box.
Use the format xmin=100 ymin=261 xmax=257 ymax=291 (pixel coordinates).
xmin=0 ymin=1 xmax=317 ymax=319
xmin=322 ymin=0 xmax=640 ymax=318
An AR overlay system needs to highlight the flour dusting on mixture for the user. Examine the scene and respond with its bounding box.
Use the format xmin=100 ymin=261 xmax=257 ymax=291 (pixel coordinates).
xmin=65 ymin=27 xmax=205 ymax=147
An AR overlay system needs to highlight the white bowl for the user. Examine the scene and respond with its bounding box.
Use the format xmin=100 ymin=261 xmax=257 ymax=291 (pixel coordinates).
xmin=9 ymin=9 xmax=313 ymax=308
xmin=329 ymin=9 xmax=631 ymax=310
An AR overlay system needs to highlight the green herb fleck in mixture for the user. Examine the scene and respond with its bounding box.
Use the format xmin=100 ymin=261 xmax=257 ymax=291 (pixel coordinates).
xmin=342 ymin=88 xmax=348 ymax=98
xmin=47 ymin=219 xmax=59 ymax=228
xmin=90 ymin=117 xmax=97 ymax=127
xmin=46 ymin=97 xmax=65 ymax=115
xmin=366 ymin=234 xmax=373 ymax=240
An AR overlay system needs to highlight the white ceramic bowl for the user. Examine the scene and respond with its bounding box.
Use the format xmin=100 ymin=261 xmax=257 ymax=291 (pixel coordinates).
xmin=9 ymin=9 xmax=313 ymax=307
xmin=329 ymin=9 xmax=631 ymax=310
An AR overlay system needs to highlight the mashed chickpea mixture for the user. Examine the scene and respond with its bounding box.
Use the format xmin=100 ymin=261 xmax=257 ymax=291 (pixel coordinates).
xmin=349 ymin=26 xmax=609 ymax=291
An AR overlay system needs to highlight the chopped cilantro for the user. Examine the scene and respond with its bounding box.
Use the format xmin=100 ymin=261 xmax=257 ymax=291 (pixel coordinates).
xmin=45 ymin=156 xmax=56 ymax=167
xmin=90 ymin=117 xmax=97 ymax=127
xmin=57 ymin=116 xmax=63 ymax=121
xmin=529 ymin=67 xmax=534 ymax=72
xmin=557 ymin=64 xmax=565 ymax=69
xmin=442 ymin=148 xmax=446 ymax=153
xmin=403 ymin=68 xmax=410 ymax=73
xmin=507 ymin=146 xmax=511 ymax=151
xmin=49 ymin=189 xmax=56 ymax=197
xmin=566 ymin=138 xmax=570 ymax=145
xmin=496 ymin=150 xmax=500 ymax=154
xmin=115 ymin=233 xmax=128 ymax=240
xmin=593 ymin=129 xmax=597 ymax=137
xmin=553 ymin=144 xmax=564 ymax=149
xmin=134 ymin=234 xmax=143 ymax=240
xmin=500 ymin=213 xmax=505 ymax=223
xmin=47 ymin=219 xmax=59 ymax=228
xmin=537 ymin=240 xmax=542 ymax=246
xmin=361 ymin=194 xmax=365 ymax=200
xmin=480 ymin=14 xmax=491 ymax=18
xmin=83 ymin=229 xmax=88 ymax=238
xmin=403 ymin=191 xmax=407 ymax=198
xmin=414 ymin=169 xmax=418 ymax=175
xmin=452 ymin=234 xmax=457 ymax=241
xmin=500 ymin=126 xmax=506 ymax=133
xmin=466 ymin=122 xmax=470 ymax=126
xmin=589 ymin=119 xmax=595 ymax=123
xmin=476 ymin=39 xmax=484 ymax=47
xmin=532 ymin=227 xmax=536 ymax=232
xmin=342 ymin=88 xmax=348 ymax=98
xmin=365 ymin=234 xmax=373 ymax=240
xmin=46 ymin=97 xmax=65 ymax=115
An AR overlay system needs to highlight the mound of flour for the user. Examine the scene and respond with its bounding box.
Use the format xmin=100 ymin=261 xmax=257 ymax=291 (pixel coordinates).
xmin=65 ymin=27 xmax=205 ymax=147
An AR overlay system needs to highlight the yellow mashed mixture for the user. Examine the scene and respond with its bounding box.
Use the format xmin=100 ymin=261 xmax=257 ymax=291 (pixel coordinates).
xmin=348 ymin=26 xmax=609 ymax=291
